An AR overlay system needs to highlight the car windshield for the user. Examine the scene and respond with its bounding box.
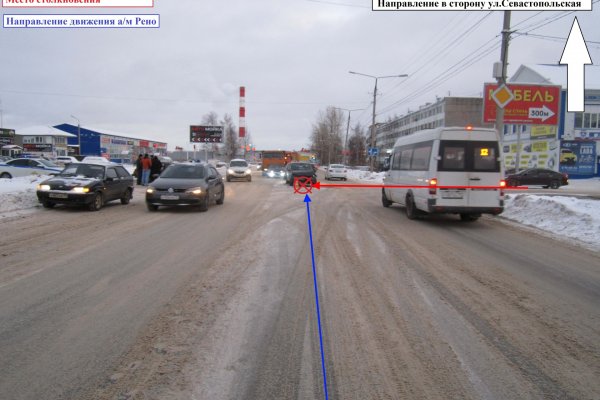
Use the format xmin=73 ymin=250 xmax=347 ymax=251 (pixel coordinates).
xmin=160 ymin=165 xmax=205 ymax=179
xmin=330 ymin=164 xmax=344 ymax=169
xmin=61 ymin=164 xmax=105 ymax=179
xmin=230 ymin=161 xmax=248 ymax=167
xmin=39 ymin=159 xmax=59 ymax=168
xmin=291 ymin=163 xmax=312 ymax=171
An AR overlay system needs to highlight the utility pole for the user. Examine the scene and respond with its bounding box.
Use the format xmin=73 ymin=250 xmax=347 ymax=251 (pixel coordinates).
xmin=349 ymin=71 xmax=407 ymax=172
xmin=334 ymin=107 xmax=364 ymax=165
xmin=495 ymin=11 xmax=512 ymax=169
xmin=71 ymin=115 xmax=81 ymax=156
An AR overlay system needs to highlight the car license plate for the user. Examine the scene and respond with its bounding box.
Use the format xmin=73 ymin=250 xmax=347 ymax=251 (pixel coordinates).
xmin=441 ymin=190 xmax=463 ymax=199
xmin=49 ymin=193 xmax=68 ymax=199
xmin=160 ymin=195 xmax=179 ymax=200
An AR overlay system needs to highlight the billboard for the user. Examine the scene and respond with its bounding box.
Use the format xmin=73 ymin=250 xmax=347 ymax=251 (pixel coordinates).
xmin=483 ymin=83 xmax=561 ymax=125
xmin=190 ymin=126 xmax=223 ymax=143
xmin=559 ymin=140 xmax=596 ymax=176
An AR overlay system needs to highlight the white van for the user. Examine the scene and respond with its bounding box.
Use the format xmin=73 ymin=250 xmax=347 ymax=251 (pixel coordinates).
xmin=381 ymin=127 xmax=505 ymax=221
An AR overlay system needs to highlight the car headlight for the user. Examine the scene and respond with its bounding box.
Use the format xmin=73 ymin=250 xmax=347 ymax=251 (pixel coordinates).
xmin=37 ymin=184 xmax=51 ymax=191
xmin=267 ymin=171 xmax=275 ymax=178
xmin=185 ymin=187 xmax=202 ymax=195
xmin=227 ymin=168 xmax=234 ymax=174
xmin=146 ymin=187 xmax=155 ymax=194
xmin=72 ymin=187 xmax=90 ymax=193
xmin=245 ymin=169 xmax=251 ymax=174
xmin=280 ymin=171 xmax=285 ymax=177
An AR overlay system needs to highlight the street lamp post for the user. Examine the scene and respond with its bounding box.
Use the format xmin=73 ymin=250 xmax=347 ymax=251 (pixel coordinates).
xmin=70 ymin=115 xmax=81 ymax=156
xmin=334 ymin=107 xmax=364 ymax=166
xmin=349 ymin=71 xmax=407 ymax=172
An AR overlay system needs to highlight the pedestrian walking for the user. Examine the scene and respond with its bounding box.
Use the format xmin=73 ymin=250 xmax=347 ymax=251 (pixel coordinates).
xmin=141 ymin=153 xmax=152 ymax=186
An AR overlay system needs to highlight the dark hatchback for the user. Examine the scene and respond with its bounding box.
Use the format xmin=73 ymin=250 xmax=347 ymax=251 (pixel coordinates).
xmin=506 ymin=168 xmax=569 ymax=189
xmin=284 ymin=162 xmax=317 ymax=186
xmin=36 ymin=162 xmax=134 ymax=211
xmin=145 ymin=163 xmax=224 ymax=211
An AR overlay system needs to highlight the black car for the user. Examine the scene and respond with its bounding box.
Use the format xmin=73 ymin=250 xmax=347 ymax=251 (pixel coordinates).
xmin=505 ymin=168 xmax=568 ymax=189
xmin=36 ymin=162 xmax=134 ymax=211
xmin=145 ymin=163 xmax=224 ymax=212
xmin=284 ymin=162 xmax=317 ymax=186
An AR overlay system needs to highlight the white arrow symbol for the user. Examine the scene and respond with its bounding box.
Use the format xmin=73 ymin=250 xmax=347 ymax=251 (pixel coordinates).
xmin=528 ymin=105 xmax=555 ymax=122
xmin=559 ymin=17 xmax=592 ymax=112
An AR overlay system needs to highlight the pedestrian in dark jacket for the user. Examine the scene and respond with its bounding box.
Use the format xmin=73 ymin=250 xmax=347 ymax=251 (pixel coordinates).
xmin=150 ymin=156 xmax=163 ymax=182
xmin=135 ymin=154 xmax=143 ymax=185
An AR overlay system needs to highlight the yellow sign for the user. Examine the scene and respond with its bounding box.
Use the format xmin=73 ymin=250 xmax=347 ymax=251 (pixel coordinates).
xmin=531 ymin=141 xmax=548 ymax=152
xmin=531 ymin=125 xmax=557 ymax=139
xmin=480 ymin=148 xmax=489 ymax=156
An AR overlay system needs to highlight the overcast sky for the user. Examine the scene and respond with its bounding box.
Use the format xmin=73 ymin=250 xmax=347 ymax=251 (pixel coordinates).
xmin=1 ymin=1 xmax=599 ymax=151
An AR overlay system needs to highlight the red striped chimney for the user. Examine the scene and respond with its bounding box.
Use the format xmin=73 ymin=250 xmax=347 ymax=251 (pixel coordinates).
xmin=239 ymin=86 xmax=246 ymax=138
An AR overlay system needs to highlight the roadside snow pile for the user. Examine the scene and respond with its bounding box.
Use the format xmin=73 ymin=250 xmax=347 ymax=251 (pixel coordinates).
xmin=0 ymin=175 xmax=48 ymax=217
xmin=502 ymin=194 xmax=600 ymax=250
xmin=347 ymin=169 xmax=385 ymax=182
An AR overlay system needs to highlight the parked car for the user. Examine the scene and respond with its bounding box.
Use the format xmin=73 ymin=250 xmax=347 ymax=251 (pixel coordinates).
xmin=81 ymin=156 xmax=112 ymax=164
xmin=505 ymin=168 xmax=568 ymax=189
xmin=284 ymin=162 xmax=317 ymax=186
xmin=36 ymin=162 xmax=134 ymax=211
xmin=146 ymin=163 xmax=224 ymax=212
xmin=226 ymin=159 xmax=252 ymax=182
xmin=0 ymin=158 xmax=62 ymax=179
xmin=324 ymin=164 xmax=348 ymax=181
xmin=0 ymin=156 xmax=13 ymax=163
xmin=55 ymin=156 xmax=80 ymax=167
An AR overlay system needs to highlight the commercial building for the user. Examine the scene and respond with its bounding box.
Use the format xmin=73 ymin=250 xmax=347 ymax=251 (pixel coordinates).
xmin=53 ymin=123 xmax=168 ymax=163
xmin=375 ymin=97 xmax=492 ymax=153
xmin=14 ymin=125 xmax=77 ymax=157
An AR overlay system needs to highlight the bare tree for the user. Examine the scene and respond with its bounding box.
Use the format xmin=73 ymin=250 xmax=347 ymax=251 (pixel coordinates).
xmin=201 ymin=112 xmax=221 ymax=155
xmin=221 ymin=113 xmax=238 ymax=160
xmin=348 ymin=122 xmax=367 ymax=166
xmin=309 ymin=106 xmax=344 ymax=165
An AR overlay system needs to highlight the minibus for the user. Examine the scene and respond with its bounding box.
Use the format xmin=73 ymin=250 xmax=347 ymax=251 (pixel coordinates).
xmin=381 ymin=126 xmax=505 ymax=221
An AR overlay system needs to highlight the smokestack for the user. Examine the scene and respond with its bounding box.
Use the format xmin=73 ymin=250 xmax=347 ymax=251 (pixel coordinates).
xmin=239 ymin=86 xmax=246 ymax=138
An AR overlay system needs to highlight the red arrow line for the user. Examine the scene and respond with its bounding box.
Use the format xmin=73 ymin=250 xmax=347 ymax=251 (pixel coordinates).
xmin=312 ymin=182 xmax=527 ymax=190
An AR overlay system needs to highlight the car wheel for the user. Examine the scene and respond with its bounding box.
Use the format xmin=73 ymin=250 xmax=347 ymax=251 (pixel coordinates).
xmin=247 ymin=176 xmax=252 ymax=182
xmin=507 ymin=179 xmax=517 ymax=187
xmin=120 ymin=188 xmax=133 ymax=204
xmin=382 ymin=189 xmax=392 ymax=208
xmin=147 ymin=203 xmax=158 ymax=211
xmin=198 ymin=193 xmax=209 ymax=212
xmin=0 ymin=172 xmax=12 ymax=179
xmin=42 ymin=201 xmax=55 ymax=209
xmin=226 ymin=176 xmax=231 ymax=182
xmin=549 ymin=180 xmax=560 ymax=189
xmin=216 ymin=186 xmax=225 ymax=205
xmin=460 ymin=213 xmax=480 ymax=222
xmin=405 ymin=193 xmax=418 ymax=220
xmin=88 ymin=192 xmax=103 ymax=211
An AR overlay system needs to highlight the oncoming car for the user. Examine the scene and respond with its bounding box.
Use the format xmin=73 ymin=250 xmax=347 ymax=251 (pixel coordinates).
xmin=36 ymin=162 xmax=134 ymax=211
xmin=265 ymin=165 xmax=286 ymax=178
xmin=284 ymin=162 xmax=317 ymax=186
xmin=146 ymin=163 xmax=224 ymax=212
xmin=226 ymin=159 xmax=252 ymax=182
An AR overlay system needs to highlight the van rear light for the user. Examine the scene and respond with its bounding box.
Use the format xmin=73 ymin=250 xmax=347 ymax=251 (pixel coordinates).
xmin=499 ymin=179 xmax=506 ymax=196
xmin=429 ymin=178 xmax=437 ymax=195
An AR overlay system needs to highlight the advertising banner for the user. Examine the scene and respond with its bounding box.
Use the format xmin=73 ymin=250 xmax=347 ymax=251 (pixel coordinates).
xmin=190 ymin=126 xmax=223 ymax=143
xmin=484 ymin=83 xmax=561 ymax=125
xmin=559 ymin=141 xmax=596 ymax=175
xmin=502 ymin=139 xmax=559 ymax=171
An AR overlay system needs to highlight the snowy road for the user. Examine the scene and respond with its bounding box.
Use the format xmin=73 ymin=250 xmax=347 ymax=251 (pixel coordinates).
xmin=0 ymin=172 xmax=599 ymax=399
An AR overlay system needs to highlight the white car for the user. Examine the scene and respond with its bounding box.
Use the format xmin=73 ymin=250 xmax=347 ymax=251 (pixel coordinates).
xmin=226 ymin=159 xmax=252 ymax=182
xmin=0 ymin=158 xmax=63 ymax=179
xmin=325 ymin=164 xmax=348 ymax=181
xmin=81 ymin=156 xmax=113 ymax=164
xmin=55 ymin=156 xmax=79 ymax=167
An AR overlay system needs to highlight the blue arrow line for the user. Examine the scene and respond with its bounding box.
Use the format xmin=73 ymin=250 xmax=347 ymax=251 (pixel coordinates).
xmin=304 ymin=194 xmax=329 ymax=400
